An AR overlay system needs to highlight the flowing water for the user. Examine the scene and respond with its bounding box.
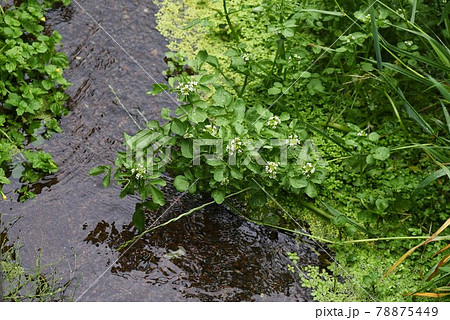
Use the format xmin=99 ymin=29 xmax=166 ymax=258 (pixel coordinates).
xmin=0 ymin=0 xmax=326 ymax=301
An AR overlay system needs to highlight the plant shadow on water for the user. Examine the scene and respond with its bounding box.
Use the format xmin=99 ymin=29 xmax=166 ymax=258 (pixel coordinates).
xmin=84 ymin=190 xmax=326 ymax=301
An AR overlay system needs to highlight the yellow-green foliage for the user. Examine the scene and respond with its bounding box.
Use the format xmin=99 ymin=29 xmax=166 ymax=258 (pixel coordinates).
xmin=155 ymin=0 xmax=341 ymax=241
xmin=299 ymin=244 xmax=423 ymax=302
xmin=155 ymin=0 xmax=272 ymax=61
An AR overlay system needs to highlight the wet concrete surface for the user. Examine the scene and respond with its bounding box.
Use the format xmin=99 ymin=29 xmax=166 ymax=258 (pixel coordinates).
xmin=0 ymin=0 xmax=324 ymax=301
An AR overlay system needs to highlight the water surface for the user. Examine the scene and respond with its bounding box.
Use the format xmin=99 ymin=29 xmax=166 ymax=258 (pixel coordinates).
xmin=1 ymin=0 xmax=324 ymax=301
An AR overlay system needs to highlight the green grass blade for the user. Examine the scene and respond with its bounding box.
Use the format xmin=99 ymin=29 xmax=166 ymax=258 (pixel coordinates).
xmin=442 ymin=102 xmax=450 ymax=134
xmin=299 ymin=9 xmax=344 ymax=16
xmin=428 ymin=76 xmax=450 ymax=101
xmin=379 ymin=35 xmax=450 ymax=73
xmin=410 ymin=0 xmax=417 ymax=24
xmin=396 ymin=88 xmax=436 ymax=135
xmin=416 ymin=167 xmax=450 ymax=191
xmin=383 ymin=62 xmax=431 ymax=86
xmin=370 ymin=5 xmax=383 ymax=71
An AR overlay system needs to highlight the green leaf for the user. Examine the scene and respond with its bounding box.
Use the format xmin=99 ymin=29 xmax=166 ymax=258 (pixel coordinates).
xmin=230 ymin=98 xmax=245 ymax=120
xmin=206 ymin=55 xmax=219 ymax=68
xmin=290 ymin=178 xmax=307 ymax=189
xmin=196 ymin=50 xmax=208 ymax=68
xmin=180 ymin=140 xmax=193 ymax=158
xmin=132 ymin=204 xmax=146 ymax=232
xmin=42 ymin=79 xmax=55 ymax=90
xmin=149 ymin=83 xmax=168 ymax=95
xmin=102 ymin=172 xmax=111 ymax=188
xmin=174 ymin=175 xmax=190 ymax=192
xmin=368 ymin=132 xmax=380 ymax=142
xmin=307 ymin=79 xmax=325 ymax=95
xmin=0 ymin=168 xmax=11 ymax=185
xmin=230 ymin=167 xmax=243 ymax=180
xmin=279 ymin=112 xmax=290 ymax=121
xmin=5 ymin=62 xmax=16 ymax=73
xmin=199 ymin=74 xmax=216 ymax=85
xmin=373 ymin=147 xmax=390 ymax=161
xmin=171 ymin=118 xmax=187 ymax=135
xmin=305 ymin=182 xmax=318 ymax=198
xmin=376 ymin=198 xmax=389 ymax=212
xmin=191 ymin=109 xmax=207 ymax=123
xmin=268 ymin=87 xmax=281 ymax=95
xmin=150 ymin=185 xmax=165 ymax=206
xmin=89 ymin=166 xmax=108 ymax=176
xmin=212 ymin=189 xmax=226 ymax=204
xmin=213 ymin=167 xmax=225 ymax=181
xmin=161 ymin=107 xmax=171 ymax=120
xmin=331 ymin=215 xmax=347 ymax=227
xmin=212 ymin=87 xmax=232 ymax=106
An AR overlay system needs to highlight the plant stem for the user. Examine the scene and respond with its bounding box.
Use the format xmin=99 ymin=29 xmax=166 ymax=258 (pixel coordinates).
xmin=370 ymin=3 xmax=383 ymax=71
xmin=301 ymin=201 xmax=333 ymax=220
xmin=384 ymin=90 xmax=407 ymax=132
xmin=0 ymin=128 xmax=14 ymax=145
xmin=239 ymin=74 xmax=248 ymax=97
xmin=223 ymin=0 xmax=239 ymax=42
xmin=226 ymin=201 xmax=450 ymax=245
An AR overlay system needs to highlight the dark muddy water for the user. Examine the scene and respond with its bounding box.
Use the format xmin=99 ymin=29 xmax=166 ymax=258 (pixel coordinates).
xmin=1 ymin=0 xmax=325 ymax=301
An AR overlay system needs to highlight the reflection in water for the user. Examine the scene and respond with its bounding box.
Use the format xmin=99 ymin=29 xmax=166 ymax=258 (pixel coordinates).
xmin=84 ymin=193 xmax=326 ymax=301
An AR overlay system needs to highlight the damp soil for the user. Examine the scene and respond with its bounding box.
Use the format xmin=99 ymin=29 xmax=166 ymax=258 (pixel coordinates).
xmin=0 ymin=0 xmax=326 ymax=301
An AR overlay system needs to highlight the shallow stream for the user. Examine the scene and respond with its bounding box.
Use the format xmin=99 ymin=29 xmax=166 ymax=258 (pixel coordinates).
xmin=1 ymin=0 xmax=325 ymax=301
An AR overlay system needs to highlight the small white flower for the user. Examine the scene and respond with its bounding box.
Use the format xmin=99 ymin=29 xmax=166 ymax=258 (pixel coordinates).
xmin=183 ymin=132 xmax=194 ymax=139
xmin=357 ymin=131 xmax=367 ymax=137
xmin=203 ymin=124 xmax=219 ymax=136
xmin=226 ymin=137 xmax=243 ymax=155
xmin=265 ymin=161 xmax=280 ymax=179
xmin=404 ymin=40 xmax=413 ymax=46
xmin=287 ymin=134 xmax=301 ymax=146
xmin=131 ymin=163 xmax=147 ymax=179
xmin=302 ymin=162 xmax=316 ymax=178
xmin=267 ymin=116 xmax=281 ymax=129
xmin=177 ymin=80 xmax=198 ymax=96
xmin=220 ymin=177 xmax=229 ymax=186
xmin=242 ymin=53 xmax=250 ymax=61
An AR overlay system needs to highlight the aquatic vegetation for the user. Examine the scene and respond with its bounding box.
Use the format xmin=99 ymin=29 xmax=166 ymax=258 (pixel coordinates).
xmin=0 ymin=232 xmax=73 ymax=302
xmin=0 ymin=0 xmax=71 ymax=201
xmin=91 ymin=0 xmax=449 ymax=301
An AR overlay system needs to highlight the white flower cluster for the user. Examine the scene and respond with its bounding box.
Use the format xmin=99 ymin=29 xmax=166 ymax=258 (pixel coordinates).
xmin=288 ymin=54 xmax=301 ymax=65
xmin=203 ymin=124 xmax=219 ymax=136
xmin=226 ymin=137 xmax=243 ymax=155
xmin=242 ymin=53 xmax=250 ymax=61
xmin=287 ymin=134 xmax=301 ymax=146
xmin=267 ymin=116 xmax=281 ymax=129
xmin=220 ymin=177 xmax=229 ymax=186
xmin=404 ymin=40 xmax=413 ymax=46
xmin=131 ymin=163 xmax=147 ymax=180
xmin=183 ymin=132 xmax=194 ymax=139
xmin=265 ymin=161 xmax=280 ymax=179
xmin=357 ymin=13 xmax=371 ymax=23
xmin=178 ymin=80 xmax=198 ymax=96
xmin=357 ymin=131 xmax=368 ymax=137
xmin=302 ymin=162 xmax=316 ymax=178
